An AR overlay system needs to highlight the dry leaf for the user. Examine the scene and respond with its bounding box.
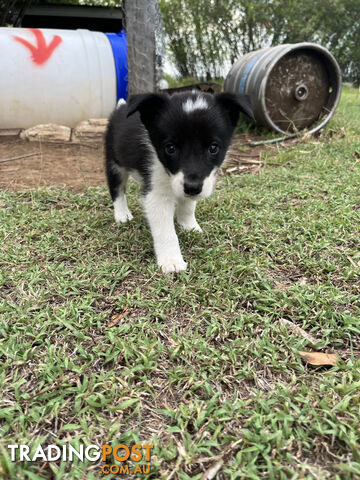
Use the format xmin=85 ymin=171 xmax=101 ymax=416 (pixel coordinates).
xmin=279 ymin=319 xmax=318 ymax=346
xmin=107 ymin=310 xmax=128 ymax=328
xmin=200 ymin=459 xmax=224 ymax=480
xmin=299 ymin=351 xmax=339 ymax=366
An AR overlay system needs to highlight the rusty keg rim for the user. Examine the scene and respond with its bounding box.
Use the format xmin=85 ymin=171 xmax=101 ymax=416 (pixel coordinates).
xmin=260 ymin=42 xmax=342 ymax=135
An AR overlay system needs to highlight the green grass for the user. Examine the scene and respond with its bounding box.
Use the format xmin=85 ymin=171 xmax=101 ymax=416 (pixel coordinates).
xmin=0 ymin=87 xmax=360 ymax=479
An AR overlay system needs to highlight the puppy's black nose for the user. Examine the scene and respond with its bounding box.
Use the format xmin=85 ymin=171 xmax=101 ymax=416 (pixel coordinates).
xmin=184 ymin=181 xmax=202 ymax=196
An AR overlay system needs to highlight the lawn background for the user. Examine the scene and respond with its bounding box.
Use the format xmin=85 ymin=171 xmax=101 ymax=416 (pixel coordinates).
xmin=0 ymin=86 xmax=359 ymax=479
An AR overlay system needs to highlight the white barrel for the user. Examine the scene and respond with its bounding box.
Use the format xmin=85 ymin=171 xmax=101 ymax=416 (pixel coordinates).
xmin=0 ymin=28 xmax=118 ymax=128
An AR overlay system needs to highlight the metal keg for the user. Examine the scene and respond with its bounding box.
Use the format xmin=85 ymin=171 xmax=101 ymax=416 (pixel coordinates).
xmin=224 ymin=43 xmax=342 ymax=134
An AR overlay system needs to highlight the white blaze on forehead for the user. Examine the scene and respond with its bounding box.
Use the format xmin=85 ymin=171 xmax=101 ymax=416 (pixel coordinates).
xmin=182 ymin=96 xmax=209 ymax=113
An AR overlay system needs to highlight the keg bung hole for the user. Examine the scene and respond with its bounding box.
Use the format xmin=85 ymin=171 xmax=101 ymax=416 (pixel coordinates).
xmin=294 ymin=84 xmax=309 ymax=101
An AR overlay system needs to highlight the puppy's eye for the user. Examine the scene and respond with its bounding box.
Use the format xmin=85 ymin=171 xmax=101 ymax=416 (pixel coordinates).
xmin=209 ymin=143 xmax=219 ymax=155
xmin=165 ymin=143 xmax=176 ymax=155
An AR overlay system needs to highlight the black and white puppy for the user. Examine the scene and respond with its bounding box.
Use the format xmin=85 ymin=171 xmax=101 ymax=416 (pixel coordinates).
xmin=105 ymin=91 xmax=253 ymax=273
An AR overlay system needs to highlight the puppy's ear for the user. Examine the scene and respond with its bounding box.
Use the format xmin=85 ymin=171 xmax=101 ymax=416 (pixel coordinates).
xmin=127 ymin=93 xmax=169 ymax=130
xmin=216 ymin=92 xmax=254 ymax=127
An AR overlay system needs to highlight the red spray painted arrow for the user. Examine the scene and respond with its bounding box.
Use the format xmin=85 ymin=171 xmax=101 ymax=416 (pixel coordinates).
xmin=13 ymin=28 xmax=62 ymax=65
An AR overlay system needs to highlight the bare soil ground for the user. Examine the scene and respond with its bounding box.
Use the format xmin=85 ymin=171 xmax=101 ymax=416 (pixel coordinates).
xmin=0 ymin=136 xmax=105 ymax=191
xmin=0 ymin=134 xmax=268 ymax=191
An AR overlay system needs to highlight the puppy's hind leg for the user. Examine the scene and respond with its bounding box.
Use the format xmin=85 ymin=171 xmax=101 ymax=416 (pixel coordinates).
xmin=176 ymin=198 xmax=202 ymax=232
xmin=106 ymin=165 xmax=133 ymax=223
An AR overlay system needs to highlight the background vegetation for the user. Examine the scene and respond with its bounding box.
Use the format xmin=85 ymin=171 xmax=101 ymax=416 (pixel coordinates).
xmin=159 ymin=0 xmax=360 ymax=84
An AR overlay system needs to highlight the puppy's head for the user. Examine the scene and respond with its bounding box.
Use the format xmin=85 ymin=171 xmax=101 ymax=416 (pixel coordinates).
xmin=127 ymin=91 xmax=253 ymax=199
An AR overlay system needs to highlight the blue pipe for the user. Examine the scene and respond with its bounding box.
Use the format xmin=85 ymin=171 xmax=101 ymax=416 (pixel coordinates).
xmin=105 ymin=30 xmax=128 ymax=101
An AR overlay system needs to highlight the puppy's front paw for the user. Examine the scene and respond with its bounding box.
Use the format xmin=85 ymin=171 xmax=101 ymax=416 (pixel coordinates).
xmin=158 ymin=257 xmax=187 ymax=274
xmin=179 ymin=220 xmax=203 ymax=232
xmin=114 ymin=210 xmax=133 ymax=224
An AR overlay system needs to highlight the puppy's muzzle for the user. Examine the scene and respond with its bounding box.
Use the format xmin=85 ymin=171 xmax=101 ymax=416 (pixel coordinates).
xmin=184 ymin=180 xmax=202 ymax=196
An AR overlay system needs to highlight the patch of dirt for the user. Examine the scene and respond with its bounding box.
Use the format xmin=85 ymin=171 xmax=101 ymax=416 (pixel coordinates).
xmin=0 ymin=136 xmax=105 ymax=191
xmin=0 ymin=133 xmax=275 ymax=191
